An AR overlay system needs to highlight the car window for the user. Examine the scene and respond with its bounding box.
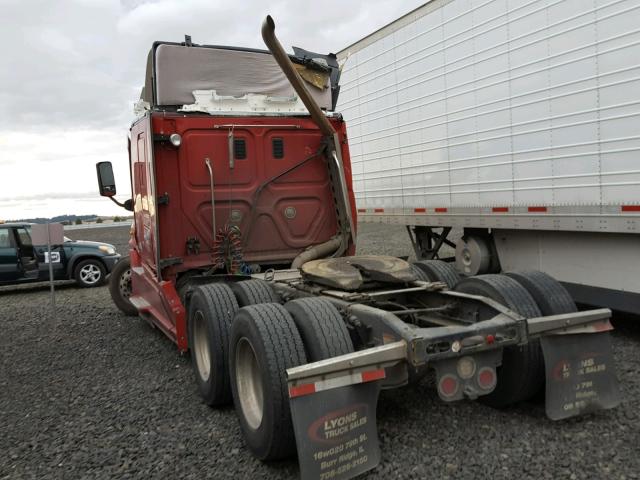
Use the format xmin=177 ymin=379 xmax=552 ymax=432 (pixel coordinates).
xmin=0 ymin=229 xmax=11 ymax=248
xmin=16 ymin=227 xmax=32 ymax=247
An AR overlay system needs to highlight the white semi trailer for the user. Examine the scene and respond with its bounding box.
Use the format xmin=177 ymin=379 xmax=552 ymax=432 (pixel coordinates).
xmin=337 ymin=0 xmax=640 ymax=313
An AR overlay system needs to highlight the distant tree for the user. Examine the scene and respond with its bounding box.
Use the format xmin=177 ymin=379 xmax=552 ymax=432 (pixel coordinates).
xmin=113 ymin=216 xmax=122 ymax=222
xmin=96 ymin=218 xmax=103 ymax=224
xmin=75 ymin=218 xmax=83 ymax=225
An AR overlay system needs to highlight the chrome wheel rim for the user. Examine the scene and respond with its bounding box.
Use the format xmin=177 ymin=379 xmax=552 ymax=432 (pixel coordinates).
xmin=236 ymin=337 xmax=264 ymax=430
xmin=192 ymin=311 xmax=211 ymax=381
xmin=119 ymin=268 xmax=132 ymax=298
xmin=80 ymin=264 xmax=102 ymax=284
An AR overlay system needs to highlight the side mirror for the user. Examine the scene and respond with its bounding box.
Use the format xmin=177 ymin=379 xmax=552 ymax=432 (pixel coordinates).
xmin=96 ymin=161 xmax=116 ymax=197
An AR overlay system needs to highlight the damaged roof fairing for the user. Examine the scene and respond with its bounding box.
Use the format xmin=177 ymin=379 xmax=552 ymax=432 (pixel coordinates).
xmin=139 ymin=39 xmax=342 ymax=115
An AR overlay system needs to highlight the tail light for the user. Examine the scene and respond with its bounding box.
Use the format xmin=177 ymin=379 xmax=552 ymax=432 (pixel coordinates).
xmin=438 ymin=374 xmax=460 ymax=399
xmin=477 ymin=367 xmax=497 ymax=391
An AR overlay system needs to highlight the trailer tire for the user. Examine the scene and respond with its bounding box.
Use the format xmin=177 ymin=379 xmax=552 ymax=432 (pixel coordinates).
xmin=229 ymin=279 xmax=278 ymax=306
xmin=108 ymin=257 xmax=137 ymax=316
xmin=230 ymin=303 xmax=307 ymax=460
xmin=188 ymin=283 xmax=239 ymax=406
xmin=505 ymin=271 xmax=577 ymax=315
xmin=412 ymin=260 xmax=460 ymax=289
xmin=454 ymin=274 xmax=544 ymax=408
xmin=285 ymin=298 xmax=354 ymax=361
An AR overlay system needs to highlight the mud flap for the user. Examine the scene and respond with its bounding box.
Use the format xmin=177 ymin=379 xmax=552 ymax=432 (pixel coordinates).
xmin=290 ymin=381 xmax=382 ymax=480
xmin=541 ymin=332 xmax=620 ymax=420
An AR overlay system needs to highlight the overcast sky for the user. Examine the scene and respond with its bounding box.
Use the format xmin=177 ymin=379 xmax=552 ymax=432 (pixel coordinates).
xmin=0 ymin=0 xmax=425 ymax=220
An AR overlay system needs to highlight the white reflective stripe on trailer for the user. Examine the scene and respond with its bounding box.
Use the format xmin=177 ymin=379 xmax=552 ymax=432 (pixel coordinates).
xmin=355 ymin=211 xmax=640 ymax=234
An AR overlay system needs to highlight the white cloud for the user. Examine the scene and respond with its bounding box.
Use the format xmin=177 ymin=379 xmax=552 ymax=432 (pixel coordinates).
xmin=0 ymin=0 xmax=426 ymax=219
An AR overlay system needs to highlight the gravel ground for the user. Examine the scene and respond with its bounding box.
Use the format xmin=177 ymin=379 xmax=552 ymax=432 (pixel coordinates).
xmin=1 ymin=224 xmax=639 ymax=479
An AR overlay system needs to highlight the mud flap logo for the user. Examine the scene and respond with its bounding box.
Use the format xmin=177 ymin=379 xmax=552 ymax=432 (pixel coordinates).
xmin=307 ymin=404 xmax=369 ymax=444
xmin=542 ymin=332 xmax=621 ymax=420
xmin=290 ymin=382 xmax=381 ymax=480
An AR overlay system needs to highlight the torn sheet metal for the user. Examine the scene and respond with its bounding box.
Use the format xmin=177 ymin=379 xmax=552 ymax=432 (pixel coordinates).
xmin=179 ymin=90 xmax=310 ymax=115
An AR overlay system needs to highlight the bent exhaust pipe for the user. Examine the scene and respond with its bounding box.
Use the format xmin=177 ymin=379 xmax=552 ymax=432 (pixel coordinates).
xmin=262 ymin=15 xmax=356 ymax=266
xmin=291 ymin=237 xmax=342 ymax=270
xmin=261 ymin=15 xmax=336 ymax=137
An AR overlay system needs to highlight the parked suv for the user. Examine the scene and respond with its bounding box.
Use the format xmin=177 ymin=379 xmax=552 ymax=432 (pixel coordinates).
xmin=0 ymin=223 xmax=121 ymax=287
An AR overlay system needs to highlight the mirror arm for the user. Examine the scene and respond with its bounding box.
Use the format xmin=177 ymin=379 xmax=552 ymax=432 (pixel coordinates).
xmin=109 ymin=196 xmax=134 ymax=212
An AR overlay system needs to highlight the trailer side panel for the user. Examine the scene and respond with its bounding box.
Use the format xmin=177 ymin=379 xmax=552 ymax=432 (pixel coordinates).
xmin=337 ymin=0 xmax=640 ymax=234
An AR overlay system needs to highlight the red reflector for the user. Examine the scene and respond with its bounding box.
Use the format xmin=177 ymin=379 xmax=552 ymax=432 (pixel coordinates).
xmin=289 ymin=383 xmax=316 ymax=398
xmin=374 ymin=208 xmax=384 ymax=213
xmin=361 ymin=369 xmax=386 ymax=383
xmin=357 ymin=208 xmax=366 ymax=213
xmin=528 ymin=206 xmax=547 ymax=212
xmin=435 ymin=207 xmax=448 ymax=213
xmin=414 ymin=208 xmax=427 ymax=213
xmin=477 ymin=367 xmax=497 ymax=390
xmin=485 ymin=334 xmax=495 ymax=344
xmin=438 ymin=375 xmax=459 ymax=397
xmin=621 ymin=205 xmax=640 ymax=212
xmin=492 ymin=207 xmax=508 ymax=213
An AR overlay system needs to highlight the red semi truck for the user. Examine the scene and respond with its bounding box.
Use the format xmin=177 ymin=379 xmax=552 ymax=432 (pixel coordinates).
xmin=96 ymin=16 xmax=620 ymax=480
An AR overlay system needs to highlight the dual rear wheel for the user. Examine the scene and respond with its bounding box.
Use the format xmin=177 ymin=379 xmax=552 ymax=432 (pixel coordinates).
xmin=454 ymin=270 xmax=576 ymax=407
xmin=188 ymin=279 xmax=353 ymax=460
xmin=188 ymin=268 xmax=576 ymax=460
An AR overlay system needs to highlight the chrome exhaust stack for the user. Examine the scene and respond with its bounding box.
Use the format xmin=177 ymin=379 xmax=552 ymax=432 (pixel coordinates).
xmin=261 ymin=15 xmax=356 ymax=265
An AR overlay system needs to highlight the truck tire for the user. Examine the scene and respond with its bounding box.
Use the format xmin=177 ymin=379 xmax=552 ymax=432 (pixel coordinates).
xmin=108 ymin=257 xmax=137 ymax=316
xmin=412 ymin=260 xmax=460 ymax=289
xmin=454 ymin=274 xmax=544 ymax=408
xmin=410 ymin=264 xmax=431 ymax=282
xmin=188 ymin=283 xmax=239 ymax=406
xmin=285 ymin=297 xmax=354 ymax=361
xmin=229 ymin=279 xmax=278 ymax=307
xmin=505 ymin=271 xmax=577 ymax=315
xmin=229 ymin=303 xmax=307 ymax=461
xmin=74 ymin=258 xmax=106 ymax=288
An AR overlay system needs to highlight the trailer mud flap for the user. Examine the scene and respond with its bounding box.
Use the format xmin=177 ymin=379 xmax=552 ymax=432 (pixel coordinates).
xmin=289 ymin=380 xmax=382 ymax=480
xmin=541 ymin=332 xmax=620 ymax=420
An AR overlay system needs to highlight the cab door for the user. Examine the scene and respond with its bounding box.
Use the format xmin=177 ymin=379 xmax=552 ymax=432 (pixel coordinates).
xmin=13 ymin=226 xmax=39 ymax=280
xmin=0 ymin=227 xmax=20 ymax=282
